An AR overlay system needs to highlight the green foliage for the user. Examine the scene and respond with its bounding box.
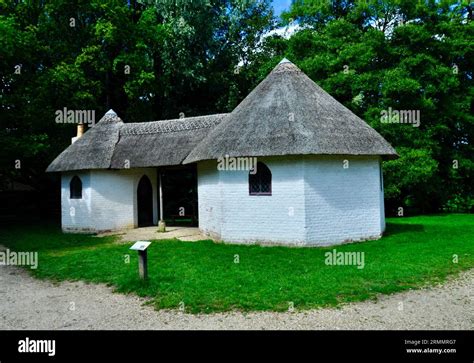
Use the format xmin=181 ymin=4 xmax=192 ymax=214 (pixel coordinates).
xmin=281 ymin=0 xmax=473 ymax=213
xmin=2 ymin=215 xmax=473 ymax=313
xmin=0 ymin=0 xmax=472 ymax=213
xmin=383 ymin=147 xmax=438 ymax=212
xmin=444 ymin=193 xmax=474 ymax=213
xmin=0 ymin=0 xmax=275 ymax=185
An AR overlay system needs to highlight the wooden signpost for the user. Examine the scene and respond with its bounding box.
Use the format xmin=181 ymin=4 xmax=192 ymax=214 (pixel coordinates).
xmin=129 ymin=241 xmax=151 ymax=280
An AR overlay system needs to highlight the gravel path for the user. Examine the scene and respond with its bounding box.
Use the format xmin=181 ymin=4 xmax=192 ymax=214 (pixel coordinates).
xmin=0 ymin=265 xmax=472 ymax=330
xmin=97 ymin=226 xmax=206 ymax=242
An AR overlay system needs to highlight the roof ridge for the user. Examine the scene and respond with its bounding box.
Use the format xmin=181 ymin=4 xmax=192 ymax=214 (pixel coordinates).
xmin=121 ymin=113 xmax=228 ymax=135
xmin=125 ymin=113 xmax=228 ymax=125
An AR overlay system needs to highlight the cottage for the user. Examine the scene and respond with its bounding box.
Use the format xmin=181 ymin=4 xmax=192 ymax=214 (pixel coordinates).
xmin=47 ymin=58 xmax=397 ymax=246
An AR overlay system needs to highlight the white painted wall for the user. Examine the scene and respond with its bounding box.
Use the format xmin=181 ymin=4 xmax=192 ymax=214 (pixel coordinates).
xmin=197 ymin=155 xmax=385 ymax=246
xmin=379 ymin=158 xmax=386 ymax=232
xmin=219 ymin=156 xmax=306 ymax=244
xmin=61 ymin=168 xmax=157 ymax=233
xmin=303 ymin=155 xmax=383 ymax=245
xmin=61 ymin=156 xmax=386 ymax=244
xmin=197 ymin=161 xmax=222 ymax=239
xmin=61 ymin=172 xmax=93 ymax=232
xmin=198 ymin=156 xmax=306 ymax=245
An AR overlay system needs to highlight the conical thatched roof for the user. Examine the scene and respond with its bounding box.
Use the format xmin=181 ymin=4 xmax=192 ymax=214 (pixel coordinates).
xmin=184 ymin=59 xmax=397 ymax=163
xmin=47 ymin=59 xmax=397 ymax=173
xmin=46 ymin=110 xmax=123 ymax=172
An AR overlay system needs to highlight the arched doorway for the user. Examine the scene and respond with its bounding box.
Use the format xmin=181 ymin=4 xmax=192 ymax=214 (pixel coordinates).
xmin=137 ymin=175 xmax=153 ymax=227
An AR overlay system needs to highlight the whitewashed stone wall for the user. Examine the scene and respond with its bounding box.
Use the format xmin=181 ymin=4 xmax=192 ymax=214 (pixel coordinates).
xmin=61 ymin=168 xmax=157 ymax=233
xmin=197 ymin=161 xmax=222 ymax=239
xmin=197 ymin=155 xmax=385 ymax=246
xmin=379 ymin=159 xmax=386 ymax=232
xmin=61 ymin=172 xmax=93 ymax=232
xmin=198 ymin=156 xmax=305 ymax=245
xmin=303 ymin=155 xmax=383 ymax=245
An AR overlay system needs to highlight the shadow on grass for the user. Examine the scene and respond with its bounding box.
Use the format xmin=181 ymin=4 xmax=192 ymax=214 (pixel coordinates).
xmin=384 ymin=222 xmax=425 ymax=236
xmin=1 ymin=222 xmax=117 ymax=252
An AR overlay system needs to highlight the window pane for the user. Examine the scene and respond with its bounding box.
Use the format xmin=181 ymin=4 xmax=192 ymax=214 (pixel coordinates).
xmin=70 ymin=176 xmax=82 ymax=199
xmin=249 ymin=162 xmax=271 ymax=195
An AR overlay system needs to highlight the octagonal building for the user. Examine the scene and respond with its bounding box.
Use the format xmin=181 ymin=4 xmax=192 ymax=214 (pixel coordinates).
xmin=47 ymin=58 xmax=397 ymax=246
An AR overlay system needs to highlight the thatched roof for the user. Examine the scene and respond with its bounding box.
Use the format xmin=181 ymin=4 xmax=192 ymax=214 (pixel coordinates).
xmin=184 ymin=58 xmax=397 ymax=163
xmin=47 ymin=58 xmax=397 ymax=172
xmin=110 ymin=114 xmax=226 ymax=168
xmin=46 ymin=111 xmax=227 ymax=172
xmin=46 ymin=110 xmax=123 ymax=172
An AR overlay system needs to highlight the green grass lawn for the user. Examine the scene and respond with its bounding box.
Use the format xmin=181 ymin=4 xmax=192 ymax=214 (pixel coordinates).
xmin=1 ymin=214 xmax=473 ymax=313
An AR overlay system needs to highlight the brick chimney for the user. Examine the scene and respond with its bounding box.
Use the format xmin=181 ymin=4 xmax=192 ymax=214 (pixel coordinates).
xmin=71 ymin=124 xmax=85 ymax=144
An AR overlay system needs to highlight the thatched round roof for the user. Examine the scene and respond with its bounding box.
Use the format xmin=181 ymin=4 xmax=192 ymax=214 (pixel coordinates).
xmin=184 ymin=59 xmax=397 ymax=164
xmin=47 ymin=59 xmax=397 ymax=173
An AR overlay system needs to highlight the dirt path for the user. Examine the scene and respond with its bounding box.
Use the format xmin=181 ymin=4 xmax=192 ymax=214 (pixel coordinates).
xmin=0 ymin=265 xmax=472 ymax=330
xmin=97 ymin=226 xmax=207 ymax=242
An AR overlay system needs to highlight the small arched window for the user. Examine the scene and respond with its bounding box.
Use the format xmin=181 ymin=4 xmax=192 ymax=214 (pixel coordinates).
xmin=249 ymin=162 xmax=272 ymax=196
xmin=70 ymin=175 xmax=82 ymax=199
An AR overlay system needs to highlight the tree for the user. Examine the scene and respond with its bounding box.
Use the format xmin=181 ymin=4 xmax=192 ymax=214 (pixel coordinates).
xmin=278 ymin=0 xmax=473 ymax=213
xmin=0 ymin=0 xmax=275 ymax=193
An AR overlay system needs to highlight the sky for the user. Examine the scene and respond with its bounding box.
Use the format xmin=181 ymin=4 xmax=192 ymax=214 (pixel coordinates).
xmin=272 ymin=0 xmax=292 ymax=17
xmin=267 ymin=0 xmax=300 ymax=39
